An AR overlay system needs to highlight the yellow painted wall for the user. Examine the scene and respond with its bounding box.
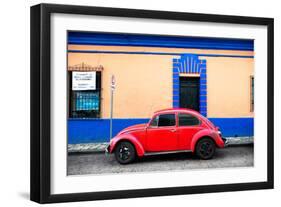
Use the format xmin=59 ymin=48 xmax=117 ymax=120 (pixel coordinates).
xmin=68 ymin=53 xmax=173 ymax=118
xmin=68 ymin=45 xmax=254 ymax=118
xmin=205 ymin=57 xmax=254 ymax=118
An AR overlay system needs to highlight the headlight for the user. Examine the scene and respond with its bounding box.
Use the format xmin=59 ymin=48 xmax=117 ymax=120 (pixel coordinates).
xmin=109 ymin=139 xmax=113 ymax=145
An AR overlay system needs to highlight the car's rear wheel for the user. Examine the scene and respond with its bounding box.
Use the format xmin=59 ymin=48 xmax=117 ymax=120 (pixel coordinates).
xmin=195 ymin=138 xmax=216 ymax=160
xmin=114 ymin=141 xmax=136 ymax=164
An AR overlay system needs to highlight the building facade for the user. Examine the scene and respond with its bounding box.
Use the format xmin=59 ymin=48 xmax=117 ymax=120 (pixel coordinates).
xmin=67 ymin=32 xmax=254 ymax=144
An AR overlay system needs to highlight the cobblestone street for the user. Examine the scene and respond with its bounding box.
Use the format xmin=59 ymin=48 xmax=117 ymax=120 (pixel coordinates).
xmin=67 ymin=145 xmax=253 ymax=175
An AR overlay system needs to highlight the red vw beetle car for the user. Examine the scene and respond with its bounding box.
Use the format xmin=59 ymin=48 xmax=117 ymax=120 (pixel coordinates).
xmin=106 ymin=108 xmax=227 ymax=164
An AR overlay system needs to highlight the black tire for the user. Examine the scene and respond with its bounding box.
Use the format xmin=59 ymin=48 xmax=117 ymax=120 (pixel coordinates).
xmin=195 ymin=138 xmax=216 ymax=160
xmin=114 ymin=141 xmax=136 ymax=164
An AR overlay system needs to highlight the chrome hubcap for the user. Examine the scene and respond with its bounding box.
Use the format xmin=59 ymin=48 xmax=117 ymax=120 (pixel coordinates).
xmin=199 ymin=142 xmax=213 ymax=157
xmin=119 ymin=146 xmax=131 ymax=160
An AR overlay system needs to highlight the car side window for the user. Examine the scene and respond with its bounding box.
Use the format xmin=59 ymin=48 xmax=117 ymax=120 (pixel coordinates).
xmin=158 ymin=114 xmax=176 ymax=127
xmin=178 ymin=113 xmax=200 ymax=126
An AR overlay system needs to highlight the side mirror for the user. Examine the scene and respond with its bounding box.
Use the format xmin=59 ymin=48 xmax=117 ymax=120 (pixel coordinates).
xmin=146 ymin=124 xmax=152 ymax=129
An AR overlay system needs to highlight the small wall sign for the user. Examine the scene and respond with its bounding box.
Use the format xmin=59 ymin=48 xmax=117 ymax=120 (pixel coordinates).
xmin=72 ymin=71 xmax=96 ymax=90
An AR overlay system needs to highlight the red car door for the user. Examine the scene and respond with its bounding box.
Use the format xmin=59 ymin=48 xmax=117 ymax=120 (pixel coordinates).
xmin=145 ymin=113 xmax=178 ymax=152
xmin=177 ymin=113 xmax=203 ymax=150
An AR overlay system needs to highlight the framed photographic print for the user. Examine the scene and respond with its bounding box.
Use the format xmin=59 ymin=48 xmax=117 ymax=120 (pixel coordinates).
xmin=30 ymin=3 xmax=274 ymax=203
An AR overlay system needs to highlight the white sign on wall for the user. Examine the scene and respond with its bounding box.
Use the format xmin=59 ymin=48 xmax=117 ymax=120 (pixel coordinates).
xmin=72 ymin=71 xmax=96 ymax=90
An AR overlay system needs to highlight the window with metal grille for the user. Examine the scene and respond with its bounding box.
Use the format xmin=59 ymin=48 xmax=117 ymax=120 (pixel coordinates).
xmin=69 ymin=71 xmax=102 ymax=118
xmin=250 ymin=76 xmax=254 ymax=112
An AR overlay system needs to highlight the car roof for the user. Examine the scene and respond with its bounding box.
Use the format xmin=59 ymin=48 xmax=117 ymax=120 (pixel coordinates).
xmin=154 ymin=108 xmax=200 ymax=115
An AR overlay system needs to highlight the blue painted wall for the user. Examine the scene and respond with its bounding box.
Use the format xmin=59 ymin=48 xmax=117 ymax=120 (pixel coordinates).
xmin=209 ymin=118 xmax=254 ymax=137
xmin=68 ymin=118 xmax=149 ymax=144
xmin=68 ymin=118 xmax=253 ymax=144
xmin=68 ymin=32 xmax=254 ymax=51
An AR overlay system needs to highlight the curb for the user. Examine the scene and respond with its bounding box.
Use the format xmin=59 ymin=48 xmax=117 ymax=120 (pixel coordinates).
xmin=68 ymin=142 xmax=108 ymax=153
xmin=68 ymin=137 xmax=253 ymax=153
xmin=225 ymin=136 xmax=253 ymax=146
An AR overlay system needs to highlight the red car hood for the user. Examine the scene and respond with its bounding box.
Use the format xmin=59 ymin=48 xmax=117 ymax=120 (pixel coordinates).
xmin=118 ymin=123 xmax=147 ymax=135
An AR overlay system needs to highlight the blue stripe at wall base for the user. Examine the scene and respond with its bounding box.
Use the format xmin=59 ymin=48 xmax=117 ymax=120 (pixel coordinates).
xmin=68 ymin=117 xmax=254 ymax=144
xmin=68 ymin=118 xmax=149 ymax=144
xmin=209 ymin=118 xmax=254 ymax=137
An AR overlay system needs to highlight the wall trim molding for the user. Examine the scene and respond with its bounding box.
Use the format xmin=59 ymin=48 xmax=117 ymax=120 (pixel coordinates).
xmin=68 ymin=31 xmax=254 ymax=51
xmin=68 ymin=50 xmax=254 ymax=59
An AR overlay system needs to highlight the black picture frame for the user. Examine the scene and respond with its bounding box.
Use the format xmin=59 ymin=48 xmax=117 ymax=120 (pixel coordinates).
xmin=30 ymin=3 xmax=274 ymax=204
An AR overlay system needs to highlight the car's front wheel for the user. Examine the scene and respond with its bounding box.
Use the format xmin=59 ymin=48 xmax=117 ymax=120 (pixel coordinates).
xmin=195 ymin=138 xmax=216 ymax=160
xmin=114 ymin=141 xmax=136 ymax=164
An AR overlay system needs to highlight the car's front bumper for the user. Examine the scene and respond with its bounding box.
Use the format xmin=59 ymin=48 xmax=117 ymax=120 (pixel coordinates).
xmin=222 ymin=137 xmax=229 ymax=147
xmin=105 ymin=145 xmax=110 ymax=154
xmin=105 ymin=145 xmax=111 ymax=158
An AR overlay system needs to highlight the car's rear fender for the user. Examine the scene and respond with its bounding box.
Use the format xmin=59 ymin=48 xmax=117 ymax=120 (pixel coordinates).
xmin=109 ymin=134 xmax=145 ymax=157
xmin=190 ymin=129 xmax=218 ymax=152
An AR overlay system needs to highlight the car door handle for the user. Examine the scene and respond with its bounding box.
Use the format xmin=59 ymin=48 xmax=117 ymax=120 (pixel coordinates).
xmin=170 ymin=129 xmax=177 ymax=132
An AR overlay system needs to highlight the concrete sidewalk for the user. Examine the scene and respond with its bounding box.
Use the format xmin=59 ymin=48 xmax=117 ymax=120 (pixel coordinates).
xmin=68 ymin=136 xmax=253 ymax=153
